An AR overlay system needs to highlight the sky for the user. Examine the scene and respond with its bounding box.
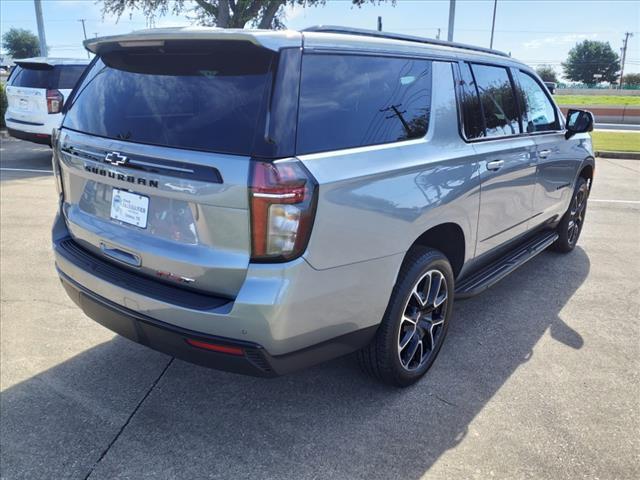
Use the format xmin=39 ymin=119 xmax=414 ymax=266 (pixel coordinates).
xmin=1 ymin=0 xmax=639 ymax=79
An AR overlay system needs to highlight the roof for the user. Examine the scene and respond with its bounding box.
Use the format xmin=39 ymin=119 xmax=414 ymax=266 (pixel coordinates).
xmin=14 ymin=57 xmax=91 ymax=66
xmin=84 ymin=26 xmax=523 ymax=67
xmin=303 ymin=26 xmax=509 ymax=58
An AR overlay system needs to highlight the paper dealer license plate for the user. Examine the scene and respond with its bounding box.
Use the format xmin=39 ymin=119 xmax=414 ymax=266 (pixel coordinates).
xmin=110 ymin=188 xmax=149 ymax=228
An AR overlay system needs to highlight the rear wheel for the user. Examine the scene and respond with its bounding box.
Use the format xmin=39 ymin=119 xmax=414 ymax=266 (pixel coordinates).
xmin=552 ymin=176 xmax=589 ymax=253
xmin=357 ymin=248 xmax=454 ymax=387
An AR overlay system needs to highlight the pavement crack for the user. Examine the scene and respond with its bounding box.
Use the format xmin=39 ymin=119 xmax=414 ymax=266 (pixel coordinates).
xmin=431 ymin=393 xmax=459 ymax=408
xmin=82 ymin=356 xmax=174 ymax=480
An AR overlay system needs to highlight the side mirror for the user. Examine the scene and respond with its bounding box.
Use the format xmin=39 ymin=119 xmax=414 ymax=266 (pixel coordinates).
xmin=565 ymin=109 xmax=594 ymax=139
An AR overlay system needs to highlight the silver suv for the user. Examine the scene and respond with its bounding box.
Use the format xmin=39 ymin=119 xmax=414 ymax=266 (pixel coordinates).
xmin=52 ymin=26 xmax=595 ymax=386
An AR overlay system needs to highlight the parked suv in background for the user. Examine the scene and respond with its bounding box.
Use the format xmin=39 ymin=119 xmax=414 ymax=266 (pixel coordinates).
xmin=51 ymin=27 xmax=594 ymax=387
xmin=5 ymin=58 xmax=89 ymax=145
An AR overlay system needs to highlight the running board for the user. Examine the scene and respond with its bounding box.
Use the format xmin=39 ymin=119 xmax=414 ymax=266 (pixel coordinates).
xmin=455 ymin=231 xmax=559 ymax=299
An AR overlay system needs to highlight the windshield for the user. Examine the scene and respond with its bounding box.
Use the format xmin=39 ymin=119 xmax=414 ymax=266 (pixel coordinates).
xmin=62 ymin=41 xmax=276 ymax=155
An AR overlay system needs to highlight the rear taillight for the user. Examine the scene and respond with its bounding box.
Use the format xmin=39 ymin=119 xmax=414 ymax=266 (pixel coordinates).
xmin=46 ymin=89 xmax=64 ymax=114
xmin=249 ymin=159 xmax=317 ymax=262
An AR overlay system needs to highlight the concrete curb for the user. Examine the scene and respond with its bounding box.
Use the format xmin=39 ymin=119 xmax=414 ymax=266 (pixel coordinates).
xmin=596 ymin=150 xmax=640 ymax=160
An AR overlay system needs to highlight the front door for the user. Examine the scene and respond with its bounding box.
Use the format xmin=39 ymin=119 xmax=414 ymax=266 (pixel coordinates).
xmin=514 ymin=69 xmax=580 ymax=224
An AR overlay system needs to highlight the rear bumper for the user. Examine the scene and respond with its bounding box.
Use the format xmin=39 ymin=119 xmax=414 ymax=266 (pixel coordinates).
xmin=59 ymin=268 xmax=377 ymax=377
xmin=52 ymin=213 xmax=398 ymax=375
xmin=7 ymin=128 xmax=51 ymax=145
xmin=5 ymin=113 xmax=61 ymax=144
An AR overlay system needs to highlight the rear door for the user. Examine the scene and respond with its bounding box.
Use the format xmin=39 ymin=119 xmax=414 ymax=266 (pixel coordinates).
xmin=460 ymin=62 xmax=538 ymax=256
xmin=57 ymin=40 xmax=281 ymax=298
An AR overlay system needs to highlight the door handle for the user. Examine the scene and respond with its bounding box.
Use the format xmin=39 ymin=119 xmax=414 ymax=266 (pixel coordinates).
xmin=100 ymin=242 xmax=141 ymax=267
xmin=486 ymin=160 xmax=504 ymax=171
xmin=539 ymin=149 xmax=552 ymax=159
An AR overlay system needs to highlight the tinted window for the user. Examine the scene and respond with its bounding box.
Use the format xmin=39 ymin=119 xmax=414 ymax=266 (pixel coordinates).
xmin=517 ymin=71 xmax=558 ymax=132
xmin=63 ymin=41 xmax=275 ymax=155
xmin=459 ymin=63 xmax=485 ymax=139
xmin=470 ymin=64 xmax=520 ymax=138
xmin=9 ymin=64 xmax=86 ymax=89
xmin=10 ymin=64 xmax=53 ymax=88
xmin=56 ymin=65 xmax=86 ymax=89
xmin=297 ymin=54 xmax=432 ymax=154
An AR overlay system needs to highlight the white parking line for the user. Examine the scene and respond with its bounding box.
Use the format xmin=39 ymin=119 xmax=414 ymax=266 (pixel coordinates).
xmin=590 ymin=199 xmax=640 ymax=205
xmin=0 ymin=168 xmax=53 ymax=173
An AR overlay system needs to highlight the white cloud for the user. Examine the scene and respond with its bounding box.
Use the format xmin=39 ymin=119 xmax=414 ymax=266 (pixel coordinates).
xmin=523 ymin=33 xmax=598 ymax=49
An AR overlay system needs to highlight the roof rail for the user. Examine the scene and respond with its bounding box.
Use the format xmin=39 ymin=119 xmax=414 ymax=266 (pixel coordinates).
xmin=302 ymin=25 xmax=510 ymax=58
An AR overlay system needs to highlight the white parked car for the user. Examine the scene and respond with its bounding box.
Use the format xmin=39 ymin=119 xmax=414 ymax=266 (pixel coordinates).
xmin=5 ymin=58 xmax=90 ymax=145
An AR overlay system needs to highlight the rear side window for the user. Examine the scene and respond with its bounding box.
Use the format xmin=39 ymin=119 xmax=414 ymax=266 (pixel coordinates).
xmin=63 ymin=41 xmax=275 ymax=155
xmin=9 ymin=64 xmax=86 ymax=89
xmin=517 ymin=71 xmax=559 ymax=132
xmin=469 ymin=63 xmax=521 ymax=138
xmin=296 ymin=54 xmax=432 ymax=154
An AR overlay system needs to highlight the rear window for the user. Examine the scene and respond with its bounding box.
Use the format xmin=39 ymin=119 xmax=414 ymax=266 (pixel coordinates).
xmin=296 ymin=54 xmax=432 ymax=154
xmin=9 ymin=64 xmax=86 ymax=89
xmin=63 ymin=41 xmax=275 ymax=156
xmin=9 ymin=65 xmax=51 ymax=88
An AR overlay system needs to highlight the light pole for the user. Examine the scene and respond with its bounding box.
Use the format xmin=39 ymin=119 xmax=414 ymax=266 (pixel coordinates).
xmin=78 ymin=19 xmax=89 ymax=59
xmin=447 ymin=0 xmax=456 ymax=42
xmin=490 ymin=0 xmax=498 ymax=49
xmin=33 ymin=0 xmax=48 ymax=57
xmin=619 ymin=32 xmax=633 ymax=89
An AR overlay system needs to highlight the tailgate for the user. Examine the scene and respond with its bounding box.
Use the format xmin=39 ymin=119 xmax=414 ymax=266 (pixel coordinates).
xmin=56 ymin=129 xmax=251 ymax=298
xmin=5 ymin=85 xmax=48 ymax=125
xmin=54 ymin=39 xmax=289 ymax=298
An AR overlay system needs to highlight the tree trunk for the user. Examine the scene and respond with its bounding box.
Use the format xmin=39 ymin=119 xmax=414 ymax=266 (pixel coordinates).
xmin=258 ymin=0 xmax=285 ymax=29
xmin=217 ymin=0 xmax=231 ymax=27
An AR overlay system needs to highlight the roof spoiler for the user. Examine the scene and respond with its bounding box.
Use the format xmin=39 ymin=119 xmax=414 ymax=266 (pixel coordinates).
xmin=84 ymin=27 xmax=301 ymax=54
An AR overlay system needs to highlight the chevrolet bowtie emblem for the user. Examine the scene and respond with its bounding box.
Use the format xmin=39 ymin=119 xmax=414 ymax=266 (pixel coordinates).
xmin=104 ymin=151 xmax=128 ymax=166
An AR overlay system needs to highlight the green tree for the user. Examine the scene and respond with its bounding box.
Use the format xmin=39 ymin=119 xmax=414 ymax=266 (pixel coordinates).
xmin=101 ymin=0 xmax=393 ymax=29
xmin=562 ymin=40 xmax=620 ymax=85
xmin=1 ymin=28 xmax=40 ymax=58
xmin=622 ymin=72 xmax=640 ymax=87
xmin=535 ymin=65 xmax=557 ymax=83
xmin=0 ymin=83 xmax=7 ymax=128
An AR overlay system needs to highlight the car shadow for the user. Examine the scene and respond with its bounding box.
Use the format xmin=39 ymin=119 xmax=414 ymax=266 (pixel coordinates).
xmin=0 ymin=247 xmax=589 ymax=479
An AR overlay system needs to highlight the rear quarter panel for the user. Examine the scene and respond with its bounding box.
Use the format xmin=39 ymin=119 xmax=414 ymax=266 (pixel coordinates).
xmin=299 ymin=61 xmax=480 ymax=270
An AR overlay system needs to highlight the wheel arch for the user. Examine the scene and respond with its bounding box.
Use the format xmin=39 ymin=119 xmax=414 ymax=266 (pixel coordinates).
xmin=406 ymin=222 xmax=466 ymax=279
xmin=577 ymin=156 xmax=595 ymax=190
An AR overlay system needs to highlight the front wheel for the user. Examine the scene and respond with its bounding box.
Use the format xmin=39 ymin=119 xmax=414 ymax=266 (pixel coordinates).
xmin=552 ymin=176 xmax=589 ymax=253
xmin=357 ymin=248 xmax=454 ymax=387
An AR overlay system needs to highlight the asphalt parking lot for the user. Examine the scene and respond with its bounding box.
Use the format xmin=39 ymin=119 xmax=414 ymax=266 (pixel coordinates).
xmin=1 ymin=135 xmax=638 ymax=480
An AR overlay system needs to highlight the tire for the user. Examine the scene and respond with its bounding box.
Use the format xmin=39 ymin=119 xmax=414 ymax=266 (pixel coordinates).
xmin=357 ymin=247 xmax=455 ymax=387
xmin=552 ymin=176 xmax=589 ymax=253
